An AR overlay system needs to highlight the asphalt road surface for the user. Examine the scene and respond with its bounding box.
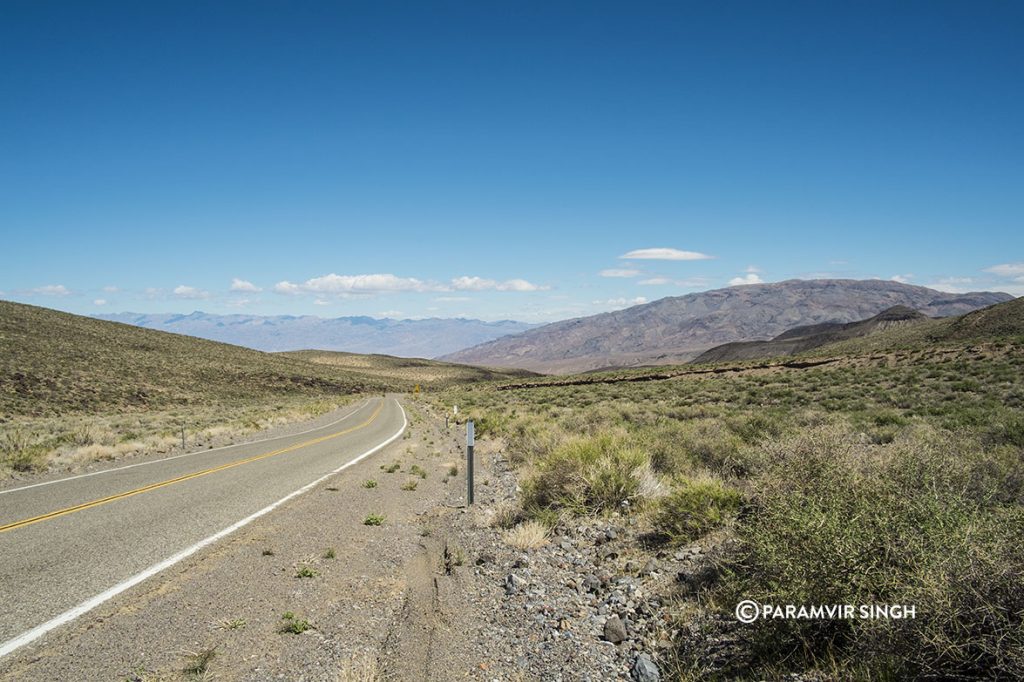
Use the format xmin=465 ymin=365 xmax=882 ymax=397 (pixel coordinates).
xmin=0 ymin=396 xmax=406 ymax=658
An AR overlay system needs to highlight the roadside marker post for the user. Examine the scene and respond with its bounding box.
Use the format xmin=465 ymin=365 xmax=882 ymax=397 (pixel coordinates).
xmin=180 ymin=424 xmax=186 ymax=450
xmin=466 ymin=420 xmax=475 ymax=506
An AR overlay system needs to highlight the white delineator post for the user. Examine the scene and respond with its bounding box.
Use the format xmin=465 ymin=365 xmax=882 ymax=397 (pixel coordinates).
xmin=466 ymin=420 xmax=475 ymax=506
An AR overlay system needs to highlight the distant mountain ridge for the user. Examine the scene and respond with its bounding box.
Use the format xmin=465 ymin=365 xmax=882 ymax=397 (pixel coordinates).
xmin=441 ymin=279 xmax=1014 ymax=373
xmin=94 ymin=312 xmax=537 ymax=358
xmin=692 ymin=305 xmax=929 ymax=363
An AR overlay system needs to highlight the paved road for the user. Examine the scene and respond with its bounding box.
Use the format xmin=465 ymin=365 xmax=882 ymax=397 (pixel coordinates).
xmin=0 ymin=397 xmax=406 ymax=657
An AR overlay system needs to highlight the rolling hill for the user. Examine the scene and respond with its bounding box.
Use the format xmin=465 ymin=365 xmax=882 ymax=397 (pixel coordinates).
xmin=692 ymin=305 xmax=929 ymax=363
xmin=0 ymin=301 xmax=521 ymax=417
xmin=442 ymin=279 xmax=1013 ymax=373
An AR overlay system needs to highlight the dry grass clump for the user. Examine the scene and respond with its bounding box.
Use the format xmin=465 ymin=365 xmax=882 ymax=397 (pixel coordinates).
xmin=504 ymin=520 xmax=550 ymax=550
xmin=336 ymin=651 xmax=380 ymax=682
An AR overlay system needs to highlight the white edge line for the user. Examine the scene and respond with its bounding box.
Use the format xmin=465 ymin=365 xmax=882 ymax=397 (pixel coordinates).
xmin=0 ymin=399 xmax=373 ymax=496
xmin=0 ymin=399 xmax=408 ymax=660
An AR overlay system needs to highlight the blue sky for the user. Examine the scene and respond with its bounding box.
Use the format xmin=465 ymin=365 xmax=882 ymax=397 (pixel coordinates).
xmin=2 ymin=1 xmax=1022 ymax=322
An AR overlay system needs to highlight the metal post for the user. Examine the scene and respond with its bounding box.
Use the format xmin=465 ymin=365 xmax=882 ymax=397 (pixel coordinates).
xmin=466 ymin=420 xmax=475 ymax=506
xmin=181 ymin=424 xmax=186 ymax=450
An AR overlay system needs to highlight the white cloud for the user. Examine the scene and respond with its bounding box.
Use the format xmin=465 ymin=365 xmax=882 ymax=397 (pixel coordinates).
xmin=728 ymin=273 xmax=764 ymax=286
xmin=275 ymin=273 xmax=439 ymax=296
xmin=620 ymin=247 xmax=713 ymax=261
xmin=173 ymin=285 xmax=210 ymax=300
xmin=434 ymin=296 xmax=472 ymax=302
xmin=984 ymin=263 xmax=1024 ymax=278
xmin=30 ymin=284 xmax=72 ymax=296
xmin=313 ymin=298 xmax=330 ymax=306
xmin=230 ymin=278 xmax=262 ymax=292
xmin=638 ymin=277 xmax=710 ymax=288
xmin=274 ymin=272 xmax=548 ymax=298
xmin=599 ymin=268 xmax=641 ymax=278
xmin=891 ymin=274 xmax=914 ymax=284
xmin=102 ymin=285 xmax=119 ymax=293
xmin=744 ymin=265 xmax=761 ymax=273
xmin=93 ymin=298 xmax=107 ymax=306
xmin=378 ymin=310 xmax=403 ymax=318
xmin=451 ymin=276 xmax=548 ymax=292
xmin=594 ymin=296 xmax=648 ymax=309
xmin=922 ymin=277 xmax=974 ymax=294
xmin=226 ymin=298 xmax=257 ymax=308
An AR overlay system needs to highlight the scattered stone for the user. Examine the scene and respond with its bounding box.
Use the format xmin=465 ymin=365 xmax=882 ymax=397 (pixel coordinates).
xmin=476 ymin=552 xmax=496 ymax=566
xmin=505 ymin=573 xmax=527 ymax=595
xmin=640 ymin=558 xmax=658 ymax=576
xmin=631 ymin=653 xmax=660 ymax=682
xmin=603 ymin=615 xmax=628 ymax=644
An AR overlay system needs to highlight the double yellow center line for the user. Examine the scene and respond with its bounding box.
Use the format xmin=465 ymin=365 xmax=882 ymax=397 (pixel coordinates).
xmin=0 ymin=400 xmax=385 ymax=534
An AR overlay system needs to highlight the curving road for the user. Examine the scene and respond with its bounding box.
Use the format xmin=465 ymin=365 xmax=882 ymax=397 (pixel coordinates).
xmin=0 ymin=396 xmax=406 ymax=658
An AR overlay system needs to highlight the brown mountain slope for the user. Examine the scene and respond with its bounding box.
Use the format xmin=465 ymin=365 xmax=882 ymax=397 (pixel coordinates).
xmin=692 ymin=305 xmax=929 ymax=363
xmin=441 ymin=279 xmax=1013 ymax=374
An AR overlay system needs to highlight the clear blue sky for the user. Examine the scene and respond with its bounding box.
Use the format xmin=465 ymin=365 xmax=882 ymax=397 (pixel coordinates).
xmin=2 ymin=1 xmax=1021 ymax=322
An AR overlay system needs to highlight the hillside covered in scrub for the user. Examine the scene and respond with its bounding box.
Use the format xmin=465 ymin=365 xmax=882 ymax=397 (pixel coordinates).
xmin=433 ymin=296 xmax=1024 ymax=679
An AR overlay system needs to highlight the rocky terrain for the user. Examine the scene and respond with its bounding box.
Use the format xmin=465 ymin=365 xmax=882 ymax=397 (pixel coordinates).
xmin=442 ymin=279 xmax=1013 ymax=373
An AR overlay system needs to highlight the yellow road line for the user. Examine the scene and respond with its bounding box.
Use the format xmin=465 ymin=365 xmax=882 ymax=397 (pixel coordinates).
xmin=0 ymin=400 xmax=387 ymax=535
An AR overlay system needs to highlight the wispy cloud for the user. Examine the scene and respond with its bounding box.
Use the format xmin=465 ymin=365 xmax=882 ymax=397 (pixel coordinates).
xmin=594 ymin=296 xmax=648 ymax=309
xmin=891 ymin=274 xmax=914 ymax=284
xmin=102 ymin=285 xmax=119 ymax=293
xmin=985 ymin=263 xmax=1024 ymax=281
xmin=638 ymin=277 xmax=710 ymax=288
xmin=27 ymin=284 xmax=72 ymax=296
xmin=230 ymin=278 xmax=262 ymax=292
xmin=620 ymin=247 xmax=713 ymax=261
xmin=378 ymin=310 xmax=403 ymax=318
xmin=922 ymin=277 xmax=974 ymax=294
xmin=275 ymin=273 xmax=436 ymax=296
xmin=93 ymin=298 xmax=107 ymax=306
xmin=274 ymin=272 xmax=548 ymax=297
xmin=599 ymin=268 xmax=641 ymax=278
xmin=173 ymin=285 xmax=211 ymax=300
xmin=451 ymin=276 xmax=548 ymax=292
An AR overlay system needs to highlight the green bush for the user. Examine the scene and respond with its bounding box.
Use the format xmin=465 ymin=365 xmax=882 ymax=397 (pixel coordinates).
xmin=652 ymin=475 xmax=741 ymax=544
xmin=706 ymin=425 xmax=1024 ymax=678
xmin=522 ymin=434 xmax=649 ymax=516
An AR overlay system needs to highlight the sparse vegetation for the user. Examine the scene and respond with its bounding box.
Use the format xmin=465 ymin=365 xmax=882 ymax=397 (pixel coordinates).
xmin=381 ymin=462 xmax=401 ymax=473
xmin=409 ymin=464 xmax=427 ymax=479
xmin=362 ymin=479 xmax=378 ymax=488
xmin=401 ymin=480 xmax=418 ymax=491
xmin=279 ymin=612 xmax=312 ymax=634
xmin=295 ymin=564 xmax=318 ymax=578
xmin=363 ymin=513 xmax=386 ymax=526
xmin=323 ymin=547 xmax=336 ymax=559
xmin=182 ymin=646 xmax=216 ymax=678
xmin=432 ymin=320 xmax=1024 ymax=680
xmin=504 ymin=521 xmax=550 ymax=550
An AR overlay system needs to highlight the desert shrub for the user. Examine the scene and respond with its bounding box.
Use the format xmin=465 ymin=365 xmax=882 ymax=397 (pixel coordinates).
xmin=521 ymin=434 xmax=649 ymax=516
xmin=704 ymin=425 xmax=1024 ymax=678
xmin=680 ymin=419 xmax=754 ymax=477
xmin=652 ymin=474 xmax=741 ymax=544
xmin=504 ymin=520 xmax=550 ymax=550
xmin=725 ymin=411 xmax=786 ymax=444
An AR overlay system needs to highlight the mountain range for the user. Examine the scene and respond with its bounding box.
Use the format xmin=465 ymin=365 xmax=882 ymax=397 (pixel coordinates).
xmin=94 ymin=312 xmax=537 ymax=358
xmin=441 ymin=279 xmax=1014 ymax=373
